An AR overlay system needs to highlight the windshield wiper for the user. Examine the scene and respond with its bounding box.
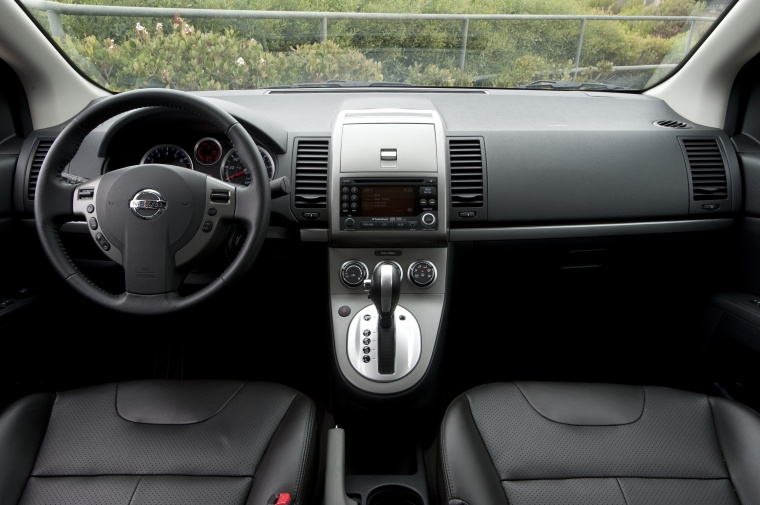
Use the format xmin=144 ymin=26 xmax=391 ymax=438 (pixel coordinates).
xmin=519 ymin=80 xmax=631 ymax=91
xmin=264 ymin=80 xmax=414 ymax=89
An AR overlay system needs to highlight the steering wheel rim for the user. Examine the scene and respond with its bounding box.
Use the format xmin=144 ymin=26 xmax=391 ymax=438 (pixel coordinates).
xmin=34 ymin=88 xmax=271 ymax=315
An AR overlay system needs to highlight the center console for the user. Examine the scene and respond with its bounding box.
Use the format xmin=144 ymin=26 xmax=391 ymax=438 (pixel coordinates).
xmin=325 ymin=108 xmax=449 ymax=505
xmin=328 ymin=108 xmax=449 ymax=396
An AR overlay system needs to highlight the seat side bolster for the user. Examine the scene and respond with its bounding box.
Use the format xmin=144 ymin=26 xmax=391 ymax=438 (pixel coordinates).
xmin=438 ymin=394 xmax=509 ymax=505
xmin=0 ymin=393 xmax=55 ymax=505
xmin=710 ymin=396 xmax=760 ymax=505
xmin=246 ymin=392 xmax=318 ymax=505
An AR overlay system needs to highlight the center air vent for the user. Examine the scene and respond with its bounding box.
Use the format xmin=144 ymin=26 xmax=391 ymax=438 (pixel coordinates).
xmin=293 ymin=138 xmax=329 ymax=208
xmin=654 ymin=119 xmax=691 ymax=129
xmin=680 ymin=137 xmax=727 ymax=201
xmin=27 ymin=138 xmax=55 ymax=200
xmin=448 ymin=138 xmax=485 ymax=208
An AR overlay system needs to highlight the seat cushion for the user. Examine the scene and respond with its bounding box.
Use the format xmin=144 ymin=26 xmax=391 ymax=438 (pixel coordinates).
xmin=0 ymin=380 xmax=318 ymax=505
xmin=438 ymin=381 xmax=760 ymax=505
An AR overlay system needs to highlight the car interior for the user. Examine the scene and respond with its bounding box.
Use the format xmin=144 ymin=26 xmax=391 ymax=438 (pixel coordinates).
xmin=2 ymin=0 xmax=760 ymax=503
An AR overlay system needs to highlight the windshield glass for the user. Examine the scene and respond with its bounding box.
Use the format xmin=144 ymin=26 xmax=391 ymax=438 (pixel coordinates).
xmin=19 ymin=0 xmax=731 ymax=92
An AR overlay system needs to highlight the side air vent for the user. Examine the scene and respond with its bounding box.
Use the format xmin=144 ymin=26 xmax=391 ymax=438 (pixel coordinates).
xmin=293 ymin=138 xmax=329 ymax=208
xmin=680 ymin=138 xmax=727 ymax=201
xmin=448 ymin=138 xmax=484 ymax=208
xmin=27 ymin=138 xmax=54 ymax=200
xmin=654 ymin=119 xmax=691 ymax=129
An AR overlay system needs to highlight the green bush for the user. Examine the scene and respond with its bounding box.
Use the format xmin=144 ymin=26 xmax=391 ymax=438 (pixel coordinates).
xmin=58 ymin=23 xmax=383 ymax=91
xmin=31 ymin=0 xmax=712 ymax=89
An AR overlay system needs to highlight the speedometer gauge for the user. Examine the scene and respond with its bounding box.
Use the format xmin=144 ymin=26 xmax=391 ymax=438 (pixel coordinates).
xmin=220 ymin=147 xmax=275 ymax=186
xmin=141 ymin=144 xmax=193 ymax=169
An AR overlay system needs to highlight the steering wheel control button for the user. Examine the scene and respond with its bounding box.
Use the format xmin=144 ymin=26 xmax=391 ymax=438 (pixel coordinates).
xmin=207 ymin=207 xmax=218 ymax=216
xmin=95 ymin=232 xmax=111 ymax=251
xmin=338 ymin=305 xmax=351 ymax=317
xmin=86 ymin=204 xmax=95 ymax=213
xmin=202 ymin=220 xmax=213 ymax=232
xmin=88 ymin=217 xmax=98 ymax=230
xmin=129 ymin=189 xmax=167 ymax=220
xmin=209 ymin=190 xmax=230 ymax=203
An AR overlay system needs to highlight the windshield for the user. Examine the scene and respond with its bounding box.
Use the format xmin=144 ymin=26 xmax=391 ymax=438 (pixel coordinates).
xmin=19 ymin=0 xmax=731 ymax=92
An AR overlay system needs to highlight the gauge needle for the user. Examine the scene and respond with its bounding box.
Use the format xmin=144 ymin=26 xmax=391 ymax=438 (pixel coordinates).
xmin=226 ymin=170 xmax=246 ymax=180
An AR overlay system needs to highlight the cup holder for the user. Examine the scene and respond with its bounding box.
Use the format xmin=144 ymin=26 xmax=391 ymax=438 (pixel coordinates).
xmin=366 ymin=485 xmax=424 ymax=505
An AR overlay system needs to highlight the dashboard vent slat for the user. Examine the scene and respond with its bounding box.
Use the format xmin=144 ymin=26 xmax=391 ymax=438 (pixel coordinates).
xmin=449 ymin=138 xmax=484 ymax=208
xmin=294 ymin=138 xmax=329 ymax=208
xmin=681 ymin=138 xmax=728 ymax=201
xmin=655 ymin=119 xmax=691 ymax=129
xmin=27 ymin=138 xmax=54 ymax=200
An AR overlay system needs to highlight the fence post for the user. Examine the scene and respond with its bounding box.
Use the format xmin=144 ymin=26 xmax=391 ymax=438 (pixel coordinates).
xmin=321 ymin=17 xmax=327 ymax=42
xmin=459 ymin=18 xmax=469 ymax=71
xmin=685 ymin=19 xmax=695 ymax=56
xmin=573 ymin=18 xmax=586 ymax=81
xmin=47 ymin=10 xmax=65 ymax=38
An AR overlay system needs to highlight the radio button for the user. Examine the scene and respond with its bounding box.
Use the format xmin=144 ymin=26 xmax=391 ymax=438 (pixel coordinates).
xmin=420 ymin=187 xmax=436 ymax=196
xmin=361 ymin=221 xmax=375 ymax=228
xmin=395 ymin=222 xmax=407 ymax=228
xmin=350 ymin=203 xmax=358 ymax=210
xmin=344 ymin=218 xmax=355 ymax=228
xmin=428 ymin=198 xmax=437 ymax=207
xmin=421 ymin=213 xmax=436 ymax=226
xmin=420 ymin=198 xmax=428 ymax=206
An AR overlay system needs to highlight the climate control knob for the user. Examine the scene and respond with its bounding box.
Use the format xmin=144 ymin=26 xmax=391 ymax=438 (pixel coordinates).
xmin=408 ymin=260 xmax=437 ymax=288
xmin=340 ymin=260 xmax=369 ymax=288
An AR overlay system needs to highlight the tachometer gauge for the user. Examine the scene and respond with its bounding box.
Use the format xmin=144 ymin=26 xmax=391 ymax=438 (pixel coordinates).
xmin=220 ymin=147 xmax=275 ymax=186
xmin=141 ymin=144 xmax=193 ymax=169
xmin=194 ymin=137 xmax=222 ymax=165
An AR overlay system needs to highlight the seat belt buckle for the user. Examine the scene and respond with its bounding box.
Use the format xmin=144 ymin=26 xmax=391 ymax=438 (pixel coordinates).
xmin=267 ymin=492 xmax=292 ymax=505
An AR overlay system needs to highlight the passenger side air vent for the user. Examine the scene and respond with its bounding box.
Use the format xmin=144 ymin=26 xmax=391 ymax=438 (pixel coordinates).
xmin=680 ymin=138 xmax=727 ymax=201
xmin=27 ymin=138 xmax=54 ymax=200
xmin=654 ymin=119 xmax=691 ymax=129
xmin=293 ymin=138 xmax=329 ymax=208
xmin=449 ymin=138 xmax=484 ymax=208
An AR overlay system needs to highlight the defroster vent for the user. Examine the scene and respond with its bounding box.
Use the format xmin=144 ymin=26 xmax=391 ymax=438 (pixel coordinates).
xmin=448 ymin=138 xmax=484 ymax=208
xmin=293 ymin=138 xmax=329 ymax=208
xmin=680 ymin=138 xmax=727 ymax=201
xmin=27 ymin=138 xmax=54 ymax=200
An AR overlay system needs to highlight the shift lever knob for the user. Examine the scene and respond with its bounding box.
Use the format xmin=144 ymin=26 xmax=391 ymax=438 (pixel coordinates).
xmin=369 ymin=262 xmax=401 ymax=329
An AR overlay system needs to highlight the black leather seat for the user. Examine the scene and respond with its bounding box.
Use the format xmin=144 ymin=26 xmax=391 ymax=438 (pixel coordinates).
xmin=438 ymin=381 xmax=760 ymax=505
xmin=0 ymin=380 xmax=318 ymax=505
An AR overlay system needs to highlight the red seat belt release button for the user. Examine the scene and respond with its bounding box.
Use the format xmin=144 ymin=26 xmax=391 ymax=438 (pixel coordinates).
xmin=274 ymin=493 xmax=291 ymax=505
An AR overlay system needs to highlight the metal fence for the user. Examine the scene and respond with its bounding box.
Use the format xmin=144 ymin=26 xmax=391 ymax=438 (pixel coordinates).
xmin=21 ymin=0 xmax=715 ymax=77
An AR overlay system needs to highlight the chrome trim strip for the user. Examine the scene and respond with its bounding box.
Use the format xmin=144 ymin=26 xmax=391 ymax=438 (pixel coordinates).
xmin=449 ymin=218 xmax=734 ymax=241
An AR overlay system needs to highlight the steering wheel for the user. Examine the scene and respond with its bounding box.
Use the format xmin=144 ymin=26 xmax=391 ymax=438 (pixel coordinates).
xmin=34 ymin=88 xmax=271 ymax=315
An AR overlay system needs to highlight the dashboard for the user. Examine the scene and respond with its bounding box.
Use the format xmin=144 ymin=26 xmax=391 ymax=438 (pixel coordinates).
xmin=11 ymin=87 xmax=742 ymax=395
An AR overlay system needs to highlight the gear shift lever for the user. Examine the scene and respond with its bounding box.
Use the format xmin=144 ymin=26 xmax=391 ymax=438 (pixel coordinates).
xmin=368 ymin=262 xmax=401 ymax=374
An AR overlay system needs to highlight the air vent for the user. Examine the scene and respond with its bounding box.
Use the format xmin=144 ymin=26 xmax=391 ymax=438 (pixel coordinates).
xmin=293 ymin=138 xmax=329 ymax=208
xmin=27 ymin=138 xmax=54 ymax=200
xmin=448 ymin=138 xmax=484 ymax=208
xmin=654 ymin=119 xmax=691 ymax=129
xmin=681 ymin=138 xmax=727 ymax=201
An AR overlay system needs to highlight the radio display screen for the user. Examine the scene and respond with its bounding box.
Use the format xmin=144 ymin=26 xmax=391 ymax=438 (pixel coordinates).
xmin=361 ymin=186 xmax=415 ymax=216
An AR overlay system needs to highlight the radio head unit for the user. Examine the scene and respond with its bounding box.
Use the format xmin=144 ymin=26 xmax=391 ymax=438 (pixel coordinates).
xmin=339 ymin=177 xmax=438 ymax=231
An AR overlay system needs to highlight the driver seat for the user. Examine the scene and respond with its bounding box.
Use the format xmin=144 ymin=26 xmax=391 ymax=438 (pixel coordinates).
xmin=0 ymin=380 xmax=318 ymax=505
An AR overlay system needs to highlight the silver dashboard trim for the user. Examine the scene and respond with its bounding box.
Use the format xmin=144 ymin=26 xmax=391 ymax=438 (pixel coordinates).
xmin=448 ymin=218 xmax=734 ymax=241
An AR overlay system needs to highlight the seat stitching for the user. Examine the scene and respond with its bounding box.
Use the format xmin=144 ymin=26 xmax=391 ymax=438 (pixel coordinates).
xmin=114 ymin=381 xmax=246 ymax=425
xmin=707 ymin=397 xmax=744 ymax=504
xmin=126 ymin=477 xmax=141 ymax=505
xmin=512 ymin=382 xmax=646 ymax=427
xmin=615 ymin=477 xmax=629 ymax=505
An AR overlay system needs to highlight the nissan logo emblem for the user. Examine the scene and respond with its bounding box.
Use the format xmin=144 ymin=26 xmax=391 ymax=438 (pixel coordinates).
xmin=130 ymin=189 xmax=167 ymax=220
